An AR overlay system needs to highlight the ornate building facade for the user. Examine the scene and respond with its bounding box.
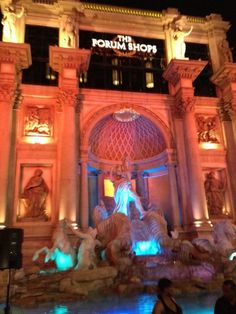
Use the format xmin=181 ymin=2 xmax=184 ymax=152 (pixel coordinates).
xmin=0 ymin=0 xmax=236 ymax=263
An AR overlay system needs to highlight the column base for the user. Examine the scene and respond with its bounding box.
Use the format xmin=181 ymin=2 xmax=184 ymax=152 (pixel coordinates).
xmin=180 ymin=220 xmax=213 ymax=240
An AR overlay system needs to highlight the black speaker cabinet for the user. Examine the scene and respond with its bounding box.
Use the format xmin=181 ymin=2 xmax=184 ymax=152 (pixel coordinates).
xmin=0 ymin=228 xmax=24 ymax=270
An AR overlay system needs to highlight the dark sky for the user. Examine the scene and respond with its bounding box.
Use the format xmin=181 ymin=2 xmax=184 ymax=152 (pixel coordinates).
xmin=83 ymin=0 xmax=236 ymax=60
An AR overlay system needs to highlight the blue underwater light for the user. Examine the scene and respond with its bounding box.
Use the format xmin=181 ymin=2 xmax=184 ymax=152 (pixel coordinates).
xmin=133 ymin=240 xmax=160 ymax=256
xmin=52 ymin=248 xmax=74 ymax=271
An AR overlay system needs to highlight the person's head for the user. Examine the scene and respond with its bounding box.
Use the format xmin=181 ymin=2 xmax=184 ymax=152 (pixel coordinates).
xmin=222 ymin=279 xmax=236 ymax=301
xmin=157 ymin=278 xmax=173 ymax=296
xmin=34 ymin=169 xmax=43 ymax=176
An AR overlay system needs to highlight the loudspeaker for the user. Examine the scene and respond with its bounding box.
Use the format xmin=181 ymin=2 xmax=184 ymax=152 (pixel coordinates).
xmin=0 ymin=228 xmax=24 ymax=270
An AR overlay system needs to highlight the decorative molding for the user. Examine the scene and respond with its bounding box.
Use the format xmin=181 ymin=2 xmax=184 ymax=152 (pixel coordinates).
xmin=32 ymin=0 xmax=57 ymax=4
xmin=82 ymin=3 xmax=162 ymax=18
xmin=211 ymin=63 xmax=236 ymax=88
xmin=49 ymin=46 xmax=91 ymax=74
xmin=172 ymin=95 xmax=196 ymax=118
xmin=195 ymin=114 xmax=220 ymax=143
xmin=163 ymin=59 xmax=207 ymax=86
xmin=56 ymin=89 xmax=80 ymax=112
xmin=0 ymin=42 xmax=32 ymax=70
xmin=218 ymin=101 xmax=234 ymax=122
xmin=0 ymin=84 xmax=15 ymax=102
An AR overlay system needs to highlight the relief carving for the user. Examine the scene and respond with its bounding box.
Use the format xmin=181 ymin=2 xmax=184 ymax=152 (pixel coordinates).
xmin=196 ymin=115 xmax=219 ymax=143
xmin=20 ymin=169 xmax=49 ymax=221
xmin=57 ymin=89 xmax=80 ymax=112
xmin=218 ymin=39 xmax=233 ymax=64
xmin=173 ymin=96 xmax=195 ymax=118
xmin=204 ymin=171 xmax=226 ymax=217
xmin=24 ymin=107 xmax=52 ymax=136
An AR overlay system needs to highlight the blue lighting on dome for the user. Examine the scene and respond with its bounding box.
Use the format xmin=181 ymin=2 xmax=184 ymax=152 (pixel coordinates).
xmin=133 ymin=240 xmax=161 ymax=256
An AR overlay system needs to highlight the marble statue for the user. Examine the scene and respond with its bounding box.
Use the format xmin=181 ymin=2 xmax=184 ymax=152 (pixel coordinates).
xmin=172 ymin=18 xmax=193 ymax=59
xmin=66 ymin=223 xmax=101 ymax=270
xmin=61 ymin=15 xmax=77 ymax=48
xmin=109 ymin=158 xmax=146 ymax=219
xmin=94 ymin=210 xmax=133 ymax=269
xmin=204 ymin=171 xmax=226 ymax=216
xmin=32 ymin=219 xmax=76 ymax=271
xmin=92 ymin=200 xmax=108 ymax=227
xmin=21 ymin=169 xmax=49 ymax=220
xmin=213 ymin=219 xmax=236 ymax=257
xmin=1 ymin=4 xmax=24 ymax=43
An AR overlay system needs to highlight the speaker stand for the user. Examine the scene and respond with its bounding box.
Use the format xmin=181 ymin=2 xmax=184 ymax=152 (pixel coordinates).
xmin=4 ymin=269 xmax=12 ymax=314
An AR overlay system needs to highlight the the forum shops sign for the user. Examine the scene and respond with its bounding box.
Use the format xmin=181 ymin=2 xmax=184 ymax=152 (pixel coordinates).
xmin=91 ymin=35 xmax=157 ymax=56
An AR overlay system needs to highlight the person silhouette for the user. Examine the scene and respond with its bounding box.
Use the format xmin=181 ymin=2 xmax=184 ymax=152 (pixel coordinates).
xmin=214 ymin=280 xmax=236 ymax=314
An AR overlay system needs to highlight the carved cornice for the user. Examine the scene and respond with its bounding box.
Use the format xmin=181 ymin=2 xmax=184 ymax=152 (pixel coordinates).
xmin=211 ymin=63 xmax=236 ymax=88
xmin=82 ymin=3 xmax=162 ymax=18
xmin=49 ymin=46 xmax=91 ymax=74
xmin=163 ymin=59 xmax=208 ymax=86
xmin=0 ymin=42 xmax=32 ymax=70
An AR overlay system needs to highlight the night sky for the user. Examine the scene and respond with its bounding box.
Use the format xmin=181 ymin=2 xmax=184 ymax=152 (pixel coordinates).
xmin=83 ymin=0 xmax=236 ymax=60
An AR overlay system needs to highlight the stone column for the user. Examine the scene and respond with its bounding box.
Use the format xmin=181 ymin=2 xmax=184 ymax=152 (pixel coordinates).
xmin=166 ymin=159 xmax=181 ymax=230
xmin=56 ymin=89 xmax=78 ymax=222
xmin=136 ymin=172 xmax=145 ymax=198
xmin=0 ymin=42 xmax=31 ymax=226
xmin=88 ymin=171 xmax=98 ymax=226
xmin=50 ymin=46 xmax=91 ymax=224
xmin=80 ymin=154 xmax=89 ymax=229
xmin=163 ymin=59 xmax=210 ymax=233
xmin=205 ymin=14 xmax=231 ymax=72
xmin=211 ymin=63 xmax=236 ymax=215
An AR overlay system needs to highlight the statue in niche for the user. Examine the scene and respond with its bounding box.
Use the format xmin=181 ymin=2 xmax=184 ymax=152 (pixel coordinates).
xmin=196 ymin=115 xmax=219 ymax=143
xmin=204 ymin=171 xmax=226 ymax=216
xmin=218 ymin=39 xmax=233 ymax=63
xmin=171 ymin=17 xmax=193 ymax=59
xmin=21 ymin=169 xmax=49 ymax=220
xmin=109 ymin=157 xmax=146 ymax=219
xmin=1 ymin=4 xmax=24 ymax=43
xmin=61 ymin=15 xmax=77 ymax=48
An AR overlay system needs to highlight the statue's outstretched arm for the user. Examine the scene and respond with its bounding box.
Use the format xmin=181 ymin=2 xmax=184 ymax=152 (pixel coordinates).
xmin=16 ymin=6 xmax=25 ymax=18
xmin=184 ymin=26 xmax=193 ymax=37
xmin=32 ymin=246 xmax=49 ymax=261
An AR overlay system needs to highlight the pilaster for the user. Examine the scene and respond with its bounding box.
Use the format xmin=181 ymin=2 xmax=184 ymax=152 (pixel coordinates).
xmin=205 ymin=14 xmax=231 ymax=72
xmin=50 ymin=46 xmax=91 ymax=225
xmin=0 ymin=42 xmax=31 ymax=226
xmin=80 ymin=149 xmax=89 ymax=230
xmin=211 ymin=63 xmax=236 ymax=214
xmin=163 ymin=59 xmax=211 ymax=234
